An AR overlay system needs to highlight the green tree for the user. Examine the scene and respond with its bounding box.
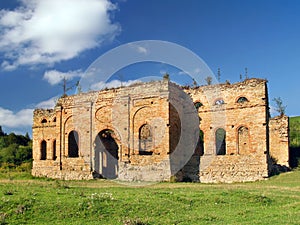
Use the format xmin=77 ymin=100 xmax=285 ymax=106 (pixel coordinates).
xmin=15 ymin=145 xmax=32 ymax=165
xmin=0 ymin=137 xmax=6 ymax=149
xmin=5 ymin=133 xmax=18 ymax=146
xmin=0 ymin=143 xmax=18 ymax=165
xmin=0 ymin=126 xmax=5 ymax=136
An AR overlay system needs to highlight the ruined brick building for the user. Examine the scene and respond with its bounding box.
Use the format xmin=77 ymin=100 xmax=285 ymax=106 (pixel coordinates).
xmin=32 ymin=78 xmax=289 ymax=183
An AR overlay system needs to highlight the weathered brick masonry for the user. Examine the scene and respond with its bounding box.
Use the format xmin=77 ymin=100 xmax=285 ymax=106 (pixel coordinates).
xmin=32 ymin=78 xmax=289 ymax=182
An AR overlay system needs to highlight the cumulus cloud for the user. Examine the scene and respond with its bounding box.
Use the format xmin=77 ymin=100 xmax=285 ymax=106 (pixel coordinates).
xmin=136 ymin=46 xmax=148 ymax=54
xmin=35 ymin=96 xmax=58 ymax=108
xmin=0 ymin=96 xmax=58 ymax=130
xmin=43 ymin=69 xmax=83 ymax=85
xmin=90 ymin=79 xmax=141 ymax=90
xmin=128 ymin=43 xmax=148 ymax=55
xmin=0 ymin=107 xmax=33 ymax=128
xmin=0 ymin=0 xmax=120 ymax=70
xmin=160 ymin=70 xmax=167 ymax=75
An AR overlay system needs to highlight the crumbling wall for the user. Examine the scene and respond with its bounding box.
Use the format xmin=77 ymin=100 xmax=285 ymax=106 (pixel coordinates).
xmin=269 ymin=115 xmax=289 ymax=167
xmin=32 ymin=80 xmax=174 ymax=181
xmin=185 ymin=78 xmax=270 ymax=182
xmin=32 ymin=78 xmax=275 ymax=183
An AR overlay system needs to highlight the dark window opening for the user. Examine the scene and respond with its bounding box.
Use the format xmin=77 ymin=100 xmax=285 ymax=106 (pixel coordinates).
xmin=53 ymin=140 xmax=57 ymax=160
xmin=216 ymin=128 xmax=226 ymax=155
xmin=195 ymin=130 xmax=204 ymax=156
xmin=68 ymin=130 xmax=79 ymax=158
xmin=41 ymin=119 xmax=47 ymax=123
xmin=169 ymin=103 xmax=181 ymax=154
xmin=53 ymin=117 xmax=56 ymax=122
xmin=237 ymin=97 xmax=249 ymax=103
xmin=194 ymin=102 xmax=203 ymax=110
xmin=40 ymin=140 xmax=47 ymax=160
xmin=139 ymin=124 xmax=153 ymax=155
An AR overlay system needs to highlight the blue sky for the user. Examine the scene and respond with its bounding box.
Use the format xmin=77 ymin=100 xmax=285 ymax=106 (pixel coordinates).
xmin=0 ymin=0 xmax=299 ymax=135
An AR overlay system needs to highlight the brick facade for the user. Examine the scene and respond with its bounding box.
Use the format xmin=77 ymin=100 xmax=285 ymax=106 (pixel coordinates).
xmin=32 ymin=78 xmax=289 ymax=182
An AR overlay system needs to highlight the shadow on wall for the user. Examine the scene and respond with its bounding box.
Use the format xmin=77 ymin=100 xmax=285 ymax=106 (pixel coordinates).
xmin=93 ymin=129 xmax=119 ymax=179
xmin=174 ymin=132 xmax=203 ymax=182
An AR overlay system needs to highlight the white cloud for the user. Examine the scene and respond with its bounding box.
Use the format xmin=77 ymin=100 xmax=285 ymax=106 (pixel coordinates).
xmin=160 ymin=70 xmax=166 ymax=75
xmin=91 ymin=79 xmax=141 ymax=90
xmin=128 ymin=43 xmax=148 ymax=55
xmin=0 ymin=0 xmax=120 ymax=70
xmin=137 ymin=46 xmax=148 ymax=54
xmin=43 ymin=69 xmax=83 ymax=85
xmin=0 ymin=96 xmax=58 ymax=130
xmin=0 ymin=107 xmax=33 ymax=128
xmin=178 ymin=71 xmax=188 ymax=75
xmin=194 ymin=68 xmax=201 ymax=74
xmin=36 ymin=96 xmax=58 ymax=108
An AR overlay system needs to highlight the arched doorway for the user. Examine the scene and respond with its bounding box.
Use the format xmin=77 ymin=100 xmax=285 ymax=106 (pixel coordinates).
xmin=94 ymin=129 xmax=119 ymax=179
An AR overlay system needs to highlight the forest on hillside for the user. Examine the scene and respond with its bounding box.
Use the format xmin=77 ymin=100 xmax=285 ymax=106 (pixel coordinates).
xmin=0 ymin=126 xmax=32 ymax=170
xmin=288 ymin=116 xmax=300 ymax=167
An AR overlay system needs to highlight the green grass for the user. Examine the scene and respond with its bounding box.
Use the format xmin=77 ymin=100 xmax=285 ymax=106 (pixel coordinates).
xmin=0 ymin=171 xmax=300 ymax=224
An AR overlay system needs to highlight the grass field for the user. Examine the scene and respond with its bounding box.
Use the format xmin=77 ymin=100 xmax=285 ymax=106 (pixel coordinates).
xmin=0 ymin=171 xmax=300 ymax=225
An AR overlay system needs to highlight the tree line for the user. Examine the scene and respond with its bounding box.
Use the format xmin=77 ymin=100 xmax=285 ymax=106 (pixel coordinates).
xmin=0 ymin=126 xmax=32 ymax=169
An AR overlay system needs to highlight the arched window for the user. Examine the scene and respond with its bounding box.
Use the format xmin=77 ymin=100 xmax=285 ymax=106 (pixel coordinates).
xmin=195 ymin=130 xmax=204 ymax=156
xmin=41 ymin=119 xmax=47 ymax=124
xmin=40 ymin=140 xmax=47 ymax=160
xmin=238 ymin=126 xmax=249 ymax=154
xmin=68 ymin=130 xmax=79 ymax=158
xmin=139 ymin=124 xmax=153 ymax=155
xmin=237 ymin=97 xmax=249 ymax=103
xmin=53 ymin=117 xmax=56 ymax=122
xmin=53 ymin=140 xmax=56 ymax=160
xmin=214 ymin=99 xmax=225 ymax=105
xmin=215 ymin=128 xmax=226 ymax=155
xmin=194 ymin=102 xmax=203 ymax=111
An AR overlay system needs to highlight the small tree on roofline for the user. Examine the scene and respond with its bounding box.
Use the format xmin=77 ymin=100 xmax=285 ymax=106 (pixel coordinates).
xmin=205 ymin=76 xmax=212 ymax=85
xmin=273 ymin=97 xmax=286 ymax=116
xmin=163 ymin=73 xmax=170 ymax=81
